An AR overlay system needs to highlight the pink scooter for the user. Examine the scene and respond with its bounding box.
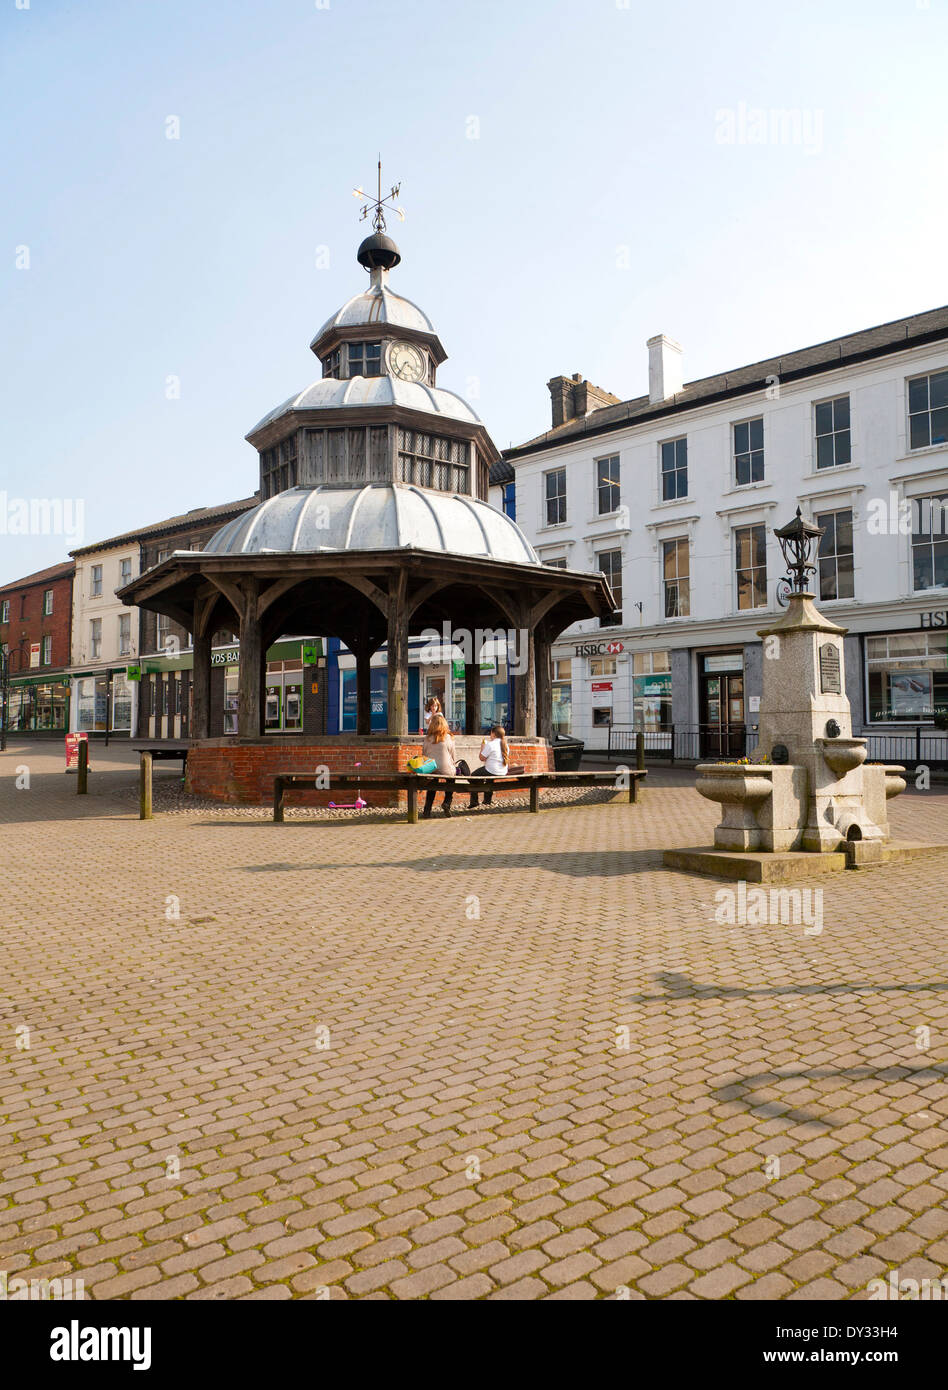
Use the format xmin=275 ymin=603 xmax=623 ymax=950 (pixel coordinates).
xmin=328 ymin=761 xmax=367 ymax=810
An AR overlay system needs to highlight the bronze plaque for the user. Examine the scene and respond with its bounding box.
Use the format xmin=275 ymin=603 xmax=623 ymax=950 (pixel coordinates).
xmin=819 ymin=643 xmax=841 ymax=695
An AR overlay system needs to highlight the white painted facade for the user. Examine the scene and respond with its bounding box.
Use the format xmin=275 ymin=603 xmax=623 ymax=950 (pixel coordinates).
xmin=502 ymin=327 xmax=948 ymax=758
xmin=69 ymin=544 xmax=140 ymax=734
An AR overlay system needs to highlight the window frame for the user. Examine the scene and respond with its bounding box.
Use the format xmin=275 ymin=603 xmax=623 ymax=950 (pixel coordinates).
xmin=814 ymin=507 xmax=855 ymax=602
xmin=662 ymin=536 xmax=690 ymax=618
xmin=595 ymin=454 xmax=621 ymax=515
xmin=544 ymin=467 xmax=567 ymax=527
xmin=910 ymin=494 xmax=948 ymax=592
xmin=41 ymin=634 xmax=52 ymax=665
xmin=732 ymin=416 xmax=765 ymax=486
xmin=734 ymin=522 xmax=768 ymax=611
xmin=597 ymin=547 xmax=623 ymax=627
xmin=42 ymin=588 xmax=54 ymax=616
xmin=908 ymin=370 xmax=948 ymax=451
xmin=90 ymin=564 xmax=103 ymax=598
xmin=660 ymin=437 xmax=688 ymax=501
xmin=814 ymin=395 xmax=852 ymax=470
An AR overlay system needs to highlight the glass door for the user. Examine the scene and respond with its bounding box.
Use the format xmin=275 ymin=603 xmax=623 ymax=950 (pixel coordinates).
xmin=701 ymin=672 xmax=745 ymax=758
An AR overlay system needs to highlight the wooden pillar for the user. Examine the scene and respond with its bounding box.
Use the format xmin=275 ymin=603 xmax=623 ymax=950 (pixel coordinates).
xmin=355 ymin=643 xmax=372 ymax=736
xmin=535 ymin=633 xmax=553 ymax=743
xmin=192 ymin=627 xmax=212 ymax=740
xmin=139 ymin=753 xmax=153 ymax=820
xmin=237 ymin=582 xmax=262 ymax=738
xmin=464 ymin=660 xmax=481 ymax=736
xmin=386 ymin=573 xmax=409 ymax=736
xmin=511 ymin=623 xmax=536 ymax=738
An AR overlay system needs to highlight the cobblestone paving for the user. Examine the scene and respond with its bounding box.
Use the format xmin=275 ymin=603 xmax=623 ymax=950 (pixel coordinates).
xmin=2 ymin=741 xmax=947 ymax=1301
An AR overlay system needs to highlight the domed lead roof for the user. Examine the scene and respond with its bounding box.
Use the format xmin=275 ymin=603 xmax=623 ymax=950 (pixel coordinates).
xmin=204 ymin=485 xmax=539 ymax=566
xmin=311 ymin=281 xmax=435 ymax=345
xmin=248 ymin=375 xmax=480 ymax=437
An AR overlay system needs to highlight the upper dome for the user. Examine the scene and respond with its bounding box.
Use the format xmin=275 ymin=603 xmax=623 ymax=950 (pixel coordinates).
xmin=311 ymin=281 xmax=435 ymax=346
xmin=248 ymin=375 xmax=481 ymax=436
xmin=204 ymin=485 xmax=539 ymax=565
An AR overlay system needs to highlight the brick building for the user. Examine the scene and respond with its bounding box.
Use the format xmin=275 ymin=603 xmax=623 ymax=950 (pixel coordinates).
xmin=0 ymin=560 xmax=75 ymax=735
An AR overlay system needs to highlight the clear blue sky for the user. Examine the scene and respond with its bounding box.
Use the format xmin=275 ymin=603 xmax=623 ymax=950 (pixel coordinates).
xmin=2 ymin=0 xmax=946 ymax=584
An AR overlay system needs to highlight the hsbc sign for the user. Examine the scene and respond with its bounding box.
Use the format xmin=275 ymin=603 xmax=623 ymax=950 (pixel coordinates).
xmin=574 ymin=640 xmax=624 ymax=657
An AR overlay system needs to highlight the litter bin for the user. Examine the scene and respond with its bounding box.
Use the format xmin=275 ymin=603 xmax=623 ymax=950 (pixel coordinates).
xmin=552 ymin=734 xmax=585 ymax=771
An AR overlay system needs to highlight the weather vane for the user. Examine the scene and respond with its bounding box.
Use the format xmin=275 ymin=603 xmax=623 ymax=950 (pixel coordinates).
xmin=352 ymin=157 xmax=405 ymax=233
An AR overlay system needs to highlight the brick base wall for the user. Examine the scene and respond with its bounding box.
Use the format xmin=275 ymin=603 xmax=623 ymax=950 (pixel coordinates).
xmin=186 ymin=736 xmax=554 ymax=806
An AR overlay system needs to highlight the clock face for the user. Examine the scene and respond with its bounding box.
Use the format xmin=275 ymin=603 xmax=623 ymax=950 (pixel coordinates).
xmin=388 ymin=342 xmax=427 ymax=383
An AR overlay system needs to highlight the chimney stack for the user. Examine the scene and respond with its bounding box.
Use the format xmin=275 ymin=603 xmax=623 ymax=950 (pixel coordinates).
xmin=547 ymin=373 xmax=621 ymax=428
xmin=647 ymin=334 xmax=683 ymax=404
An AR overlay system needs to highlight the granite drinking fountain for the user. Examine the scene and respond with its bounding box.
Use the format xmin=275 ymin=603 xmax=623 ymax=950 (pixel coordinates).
xmin=663 ymin=509 xmax=942 ymax=881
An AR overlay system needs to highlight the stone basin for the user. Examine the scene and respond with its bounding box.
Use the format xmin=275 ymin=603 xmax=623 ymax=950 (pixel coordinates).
xmin=816 ymin=737 xmax=867 ymax=777
xmin=695 ymin=764 xmax=775 ymax=807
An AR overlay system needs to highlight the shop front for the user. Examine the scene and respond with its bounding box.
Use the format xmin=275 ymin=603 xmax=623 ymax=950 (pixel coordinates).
xmin=136 ymin=638 xmax=323 ymax=741
xmin=3 ymin=676 xmax=71 ymax=734
xmin=865 ymin=628 xmax=948 ymax=725
xmin=328 ymin=637 xmax=510 ymax=735
xmin=697 ymin=649 xmax=745 ymax=758
xmin=70 ymin=670 xmax=135 ymax=736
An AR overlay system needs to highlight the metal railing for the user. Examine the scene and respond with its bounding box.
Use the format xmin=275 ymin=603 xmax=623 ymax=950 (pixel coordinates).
xmin=605 ymin=722 xmax=948 ymax=768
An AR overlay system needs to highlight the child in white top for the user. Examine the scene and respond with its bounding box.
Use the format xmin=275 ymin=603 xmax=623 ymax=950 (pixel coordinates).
xmin=468 ymin=724 xmax=509 ymax=808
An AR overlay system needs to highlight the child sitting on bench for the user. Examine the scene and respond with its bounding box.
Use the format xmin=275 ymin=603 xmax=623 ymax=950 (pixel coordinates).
xmin=468 ymin=724 xmax=510 ymax=809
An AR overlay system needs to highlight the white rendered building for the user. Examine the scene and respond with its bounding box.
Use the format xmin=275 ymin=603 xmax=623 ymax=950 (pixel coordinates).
xmin=501 ymin=307 xmax=948 ymax=761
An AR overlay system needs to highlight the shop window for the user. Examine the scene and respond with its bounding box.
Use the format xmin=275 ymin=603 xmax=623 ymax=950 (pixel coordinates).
xmin=815 ymin=396 xmax=851 ymax=469
xmin=632 ymin=649 xmax=673 ymax=731
xmin=735 ymin=524 xmax=767 ymax=610
xmin=911 ymin=495 xmax=948 ymax=591
xmin=663 ymin=537 xmax=690 ymax=617
xmin=816 ymin=509 xmax=855 ymax=601
xmin=551 ymin=658 xmax=572 ymax=736
xmin=223 ymin=668 xmax=239 ymax=734
xmin=866 ymin=631 xmax=948 ymax=722
xmin=589 ymin=656 xmax=617 ymax=678
xmin=112 ymin=675 xmax=132 ymax=732
xmin=660 ymin=438 xmax=687 ymax=501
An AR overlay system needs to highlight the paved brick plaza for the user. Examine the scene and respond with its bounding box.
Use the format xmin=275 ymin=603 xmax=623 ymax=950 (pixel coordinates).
xmin=2 ymin=742 xmax=947 ymax=1301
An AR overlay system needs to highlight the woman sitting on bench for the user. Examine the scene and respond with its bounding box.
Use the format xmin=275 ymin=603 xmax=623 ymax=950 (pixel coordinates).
xmin=468 ymin=724 xmax=509 ymax=809
xmin=421 ymin=714 xmax=469 ymax=818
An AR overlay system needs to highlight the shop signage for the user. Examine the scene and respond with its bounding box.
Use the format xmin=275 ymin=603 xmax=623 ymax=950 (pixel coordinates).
xmin=920 ymin=611 xmax=948 ymax=628
xmin=64 ymin=732 xmax=89 ymax=772
xmin=575 ymin=640 xmax=624 ymax=657
xmin=591 ymin=681 xmax=613 ymax=693
xmin=703 ymin=653 xmax=743 ymax=673
xmin=126 ymin=665 xmax=141 ymax=682
xmin=211 ymin=648 xmax=239 ymax=666
xmin=301 ymin=644 xmax=320 ymax=664
xmin=29 ymin=643 xmax=40 ymax=668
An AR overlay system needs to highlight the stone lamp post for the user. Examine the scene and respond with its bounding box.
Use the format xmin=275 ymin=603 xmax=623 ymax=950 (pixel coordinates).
xmin=693 ymin=508 xmax=906 ymax=861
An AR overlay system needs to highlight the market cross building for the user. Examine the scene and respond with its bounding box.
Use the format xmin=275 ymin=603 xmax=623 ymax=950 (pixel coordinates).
xmin=118 ymin=226 xmax=614 ymax=801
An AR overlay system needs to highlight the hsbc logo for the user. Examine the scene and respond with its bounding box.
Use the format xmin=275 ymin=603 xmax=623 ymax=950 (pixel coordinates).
xmin=575 ymin=640 xmax=625 ymax=657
